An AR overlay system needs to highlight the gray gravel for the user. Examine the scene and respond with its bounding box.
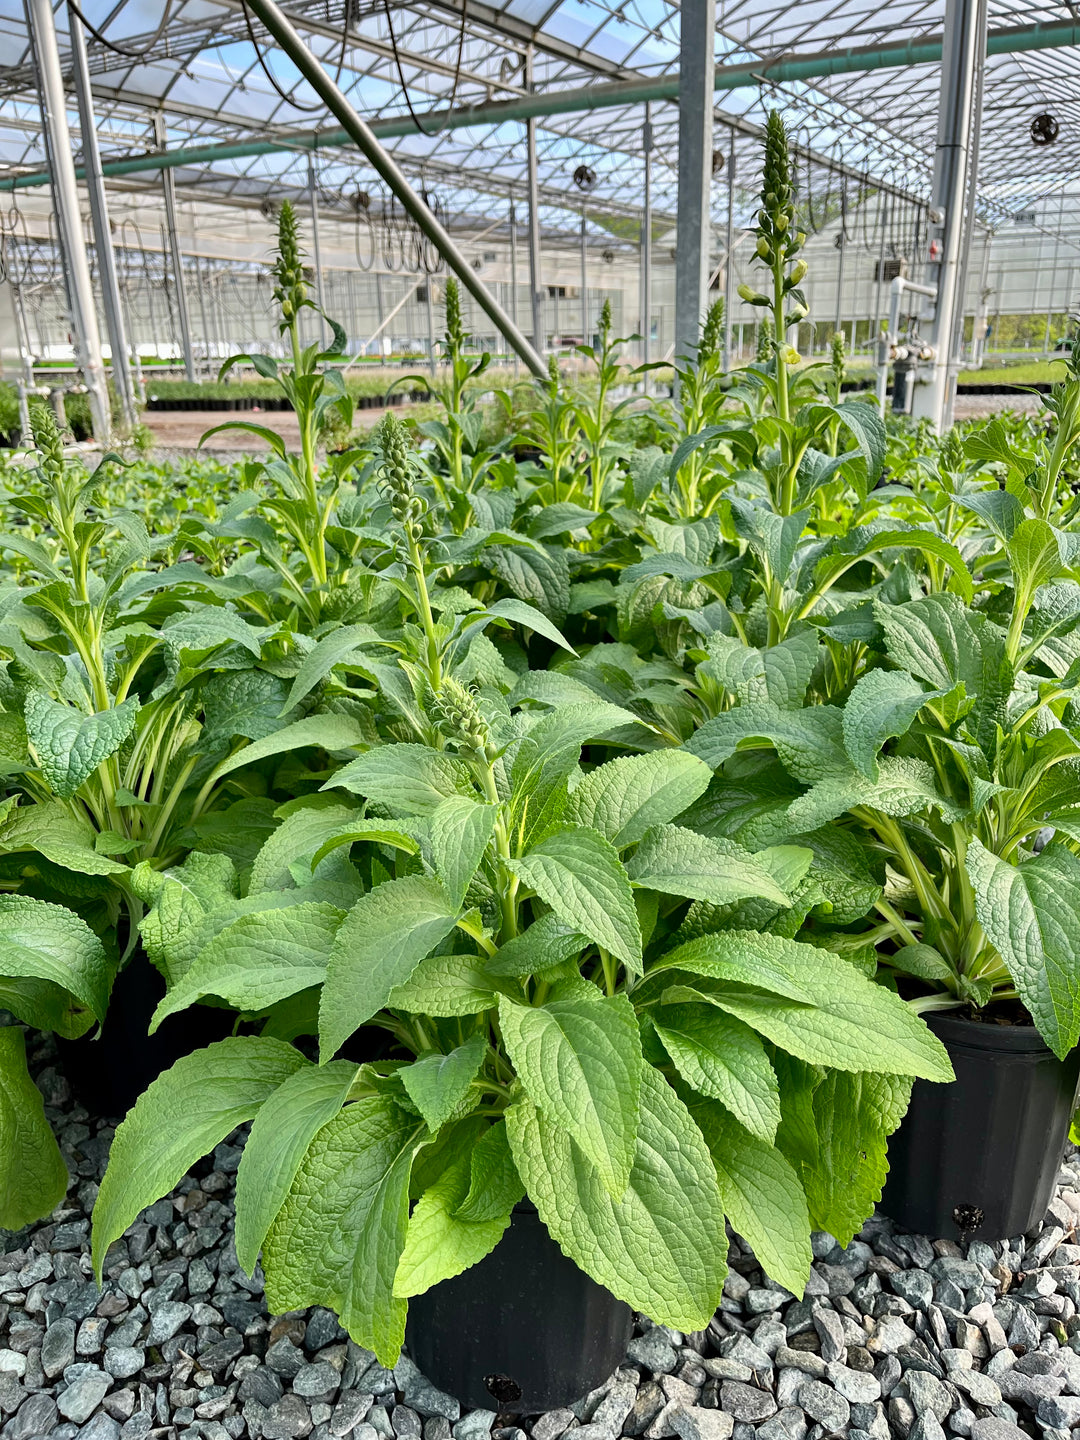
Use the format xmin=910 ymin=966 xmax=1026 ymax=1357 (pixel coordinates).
xmin=5 ymin=1037 xmax=1080 ymax=1440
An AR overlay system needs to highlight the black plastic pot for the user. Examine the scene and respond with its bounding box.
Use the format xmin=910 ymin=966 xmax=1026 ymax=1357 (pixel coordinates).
xmin=881 ymin=1012 xmax=1080 ymax=1240
xmin=405 ymin=1203 xmax=633 ymax=1412
xmin=56 ymin=954 xmax=234 ymax=1118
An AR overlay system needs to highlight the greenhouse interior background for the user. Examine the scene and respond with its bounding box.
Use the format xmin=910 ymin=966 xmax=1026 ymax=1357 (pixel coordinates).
xmin=0 ymin=0 xmax=1078 ymax=440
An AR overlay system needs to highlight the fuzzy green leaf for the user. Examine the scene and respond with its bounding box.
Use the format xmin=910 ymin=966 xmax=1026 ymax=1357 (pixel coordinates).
xmin=841 ymin=669 xmax=945 ymax=780
xmin=565 ymin=751 xmax=713 ymax=848
xmin=401 ymin=1034 xmax=488 ymax=1132
xmin=394 ymin=1148 xmax=512 ymax=1299
xmin=325 ymin=744 xmax=477 ymax=816
xmin=151 ymin=902 xmax=345 ymax=1032
xmin=499 ymin=991 xmax=642 ymax=1198
xmin=24 ymin=694 xmax=139 ymax=800
xmin=657 ymin=931 xmax=954 ymax=1081
xmin=626 ymin=824 xmax=805 ymax=907
xmin=234 ymin=1059 xmax=358 ymax=1274
xmin=262 ymin=1097 xmax=427 ymax=1364
xmin=508 ymin=826 xmax=642 ymax=973
xmin=651 ymin=1004 xmax=781 ymax=1142
xmin=688 ymin=1096 xmax=811 ymax=1296
xmin=320 ymin=877 xmax=460 ymax=1059
xmin=92 ymin=1037 xmax=306 ymax=1281
xmin=429 ymin=797 xmax=498 ymax=910
xmin=215 ymin=714 xmax=369 ymax=780
xmin=505 ymin=1065 xmax=727 ymax=1332
xmin=0 ymin=894 xmax=114 ymax=1030
xmin=0 ymin=1026 xmax=68 ymax=1230
xmin=966 ymin=838 xmax=1080 ymax=1057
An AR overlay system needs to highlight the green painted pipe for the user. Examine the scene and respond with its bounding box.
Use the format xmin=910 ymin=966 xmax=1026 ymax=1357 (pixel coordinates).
xmin=1 ymin=16 xmax=1077 ymax=192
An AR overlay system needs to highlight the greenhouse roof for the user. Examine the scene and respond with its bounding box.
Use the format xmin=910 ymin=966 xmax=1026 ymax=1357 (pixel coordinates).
xmin=0 ymin=0 xmax=1078 ymax=240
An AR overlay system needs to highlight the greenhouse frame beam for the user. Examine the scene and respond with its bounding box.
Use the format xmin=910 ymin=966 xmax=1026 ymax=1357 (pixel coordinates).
xmin=23 ymin=0 xmax=111 ymax=440
xmin=67 ymin=3 xmax=137 ymax=429
xmin=1 ymin=16 xmax=1077 ymax=196
xmin=674 ymin=0 xmax=715 ymax=363
xmin=913 ymin=0 xmax=989 ymax=429
xmin=243 ymin=0 xmax=547 ymax=377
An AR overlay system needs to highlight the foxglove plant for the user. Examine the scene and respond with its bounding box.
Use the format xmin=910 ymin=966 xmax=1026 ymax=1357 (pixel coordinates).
xmin=92 ymin=655 xmax=952 ymax=1362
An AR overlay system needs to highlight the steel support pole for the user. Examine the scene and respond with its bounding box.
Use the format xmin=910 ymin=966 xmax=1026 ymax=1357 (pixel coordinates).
xmin=241 ymin=0 xmax=544 ymax=376
xmin=580 ymin=210 xmax=588 ymax=347
xmin=23 ymin=0 xmax=111 ymax=440
xmin=912 ymin=0 xmax=988 ymax=428
xmin=834 ymin=231 xmax=846 ymax=339
xmin=523 ymin=49 xmax=545 ymax=359
xmin=509 ymin=198 xmax=520 ymax=376
xmin=674 ymin=0 xmax=715 ymax=361
xmin=67 ymin=5 xmax=136 ymax=429
xmin=155 ymin=116 xmax=196 ymax=382
xmin=722 ymin=125 xmax=735 ymax=370
xmin=641 ymin=104 xmax=653 ymax=380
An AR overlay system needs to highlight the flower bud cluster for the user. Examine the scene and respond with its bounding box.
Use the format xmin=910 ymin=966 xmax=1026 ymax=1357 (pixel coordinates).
xmin=272 ymin=201 xmax=308 ymax=327
xmin=30 ymin=403 xmax=65 ymax=487
xmin=740 ymin=112 xmax=809 ymax=331
xmin=599 ymin=298 xmax=612 ymax=343
xmin=377 ymin=414 xmax=424 ymax=541
xmin=433 ymin=676 xmax=491 ymax=752
xmin=699 ymin=298 xmax=725 ymax=367
xmin=444 ymin=277 xmax=465 ymax=355
xmin=830 ymin=329 xmax=846 ymax=376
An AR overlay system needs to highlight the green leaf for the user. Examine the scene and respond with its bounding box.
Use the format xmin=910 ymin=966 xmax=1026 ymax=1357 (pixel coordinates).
xmin=841 ymin=669 xmax=945 ymax=780
xmin=688 ymin=702 xmax=849 ymax=785
xmin=625 ymin=825 xmax=804 ymax=907
xmin=92 ymin=1037 xmax=306 ymax=1281
xmin=0 ymin=1026 xmax=68 ymax=1230
xmin=24 ymin=694 xmax=139 ymax=800
xmin=429 ymin=797 xmax=498 ymax=910
xmin=387 ymin=951 xmax=497 ymax=1016
xmin=325 ymin=745 xmax=477 ymax=816
xmin=508 ymin=826 xmax=642 ymax=973
xmin=786 ymin=755 xmax=965 ymax=832
xmin=509 ymin=703 xmax=639 ymax=817
xmin=505 ymin=1065 xmax=727 ymax=1332
xmin=263 ymin=1096 xmax=427 ymax=1364
xmin=651 ymin=1005 xmax=781 ymax=1142
xmin=281 ymin=626 xmax=389 ymax=713
xmin=728 ymin=498 xmax=808 ymax=584
xmin=688 ymin=1097 xmax=810 ymax=1296
xmin=885 ymin=944 xmax=956 ymax=984
xmin=475 ymin=597 xmax=576 ymax=654
xmin=250 ymin=798 xmax=360 ymax=894
xmin=134 ymin=852 xmax=239 ymax=987
xmin=1009 ymin=517 xmax=1062 ymax=598
xmin=484 ymin=543 xmax=570 ymax=622
xmin=499 ymin=991 xmax=642 ymax=1198
xmin=215 ymin=714 xmax=369 ymax=780
xmin=453 ymin=1119 xmax=525 ymax=1222
xmin=814 ymin=526 xmax=973 ymax=604
xmin=401 ymin=1034 xmax=488 ymax=1132
xmin=394 ymin=1147 xmax=513 ymax=1299
xmin=799 ymin=1070 xmax=912 ymax=1244
xmin=565 ymin=751 xmax=713 ymax=848
xmin=320 ymin=877 xmax=459 ymax=1060
xmin=0 ymin=894 xmax=114 ymax=1029
xmin=485 ymin=912 xmax=589 ymax=977
xmin=150 ymin=902 xmax=345 ymax=1032
xmin=966 ymin=838 xmax=1080 ymax=1057
xmin=656 ymin=931 xmax=954 ymax=1081
xmin=234 ymin=1059 xmax=357 ymax=1274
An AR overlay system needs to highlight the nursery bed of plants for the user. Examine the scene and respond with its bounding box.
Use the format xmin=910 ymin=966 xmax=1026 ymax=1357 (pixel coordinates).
xmin=4 ymin=115 xmax=1080 ymax=1440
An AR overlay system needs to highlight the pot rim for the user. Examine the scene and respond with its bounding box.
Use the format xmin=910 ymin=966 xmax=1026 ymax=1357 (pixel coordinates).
xmin=926 ymin=1009 xmax=1065 ymax=1057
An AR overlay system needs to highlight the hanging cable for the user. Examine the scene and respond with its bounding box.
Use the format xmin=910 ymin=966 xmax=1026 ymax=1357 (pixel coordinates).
xmin=382 ymin=0 xmax=467 ymax=135
xmin=65 ymin=0 xmax=175 ymax=61
xmin=239 ymin=0 xmax=325 ymax=112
